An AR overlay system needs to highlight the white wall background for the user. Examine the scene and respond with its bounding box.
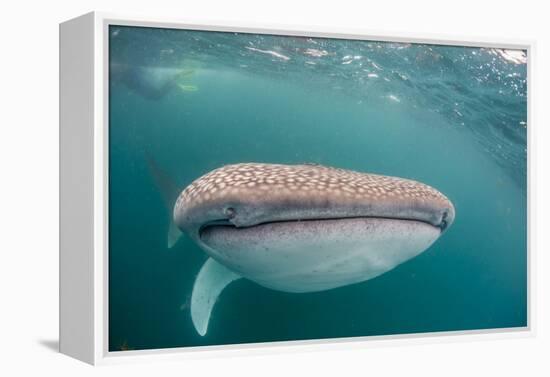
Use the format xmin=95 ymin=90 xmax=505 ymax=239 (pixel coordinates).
xmin=0 ymin=0 xmax=548 ymax=375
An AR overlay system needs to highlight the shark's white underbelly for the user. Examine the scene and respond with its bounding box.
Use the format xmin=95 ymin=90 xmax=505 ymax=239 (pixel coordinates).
xmin=199 ymin=217 xmax=440 ymax=293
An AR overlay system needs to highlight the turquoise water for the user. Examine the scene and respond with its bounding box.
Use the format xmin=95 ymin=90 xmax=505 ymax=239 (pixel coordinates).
xmin=108 ymin=26 xmax=527 ymax=351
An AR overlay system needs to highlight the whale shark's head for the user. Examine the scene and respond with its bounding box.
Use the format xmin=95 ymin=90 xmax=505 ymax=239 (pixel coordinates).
xmin=174 ymin=163 xmax=455 ymax=293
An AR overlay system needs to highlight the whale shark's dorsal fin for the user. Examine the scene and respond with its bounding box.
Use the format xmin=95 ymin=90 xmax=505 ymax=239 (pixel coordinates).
xmin=145 ymin=153 xmax=182 ymax=248
xmin=191 ymin=257 xmax=242 ymax=336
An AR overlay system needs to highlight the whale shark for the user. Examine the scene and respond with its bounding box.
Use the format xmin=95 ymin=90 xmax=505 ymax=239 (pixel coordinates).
xmin=150 ymin=162 xmax=455 ymax=336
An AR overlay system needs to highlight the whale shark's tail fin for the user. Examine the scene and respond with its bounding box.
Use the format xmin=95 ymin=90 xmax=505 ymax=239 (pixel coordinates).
xmin=145 ymin=153 xmax=182 ymax=248
xmin=191 ymin=257 xmax=242 ymax=336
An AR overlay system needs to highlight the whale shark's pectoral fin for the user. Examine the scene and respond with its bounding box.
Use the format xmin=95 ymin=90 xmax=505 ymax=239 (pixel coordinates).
xmin=191 ymin=257 xmax=242 ymax=336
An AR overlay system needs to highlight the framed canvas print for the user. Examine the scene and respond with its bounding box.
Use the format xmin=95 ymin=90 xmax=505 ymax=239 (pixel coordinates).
xmin=59 ymin=12 xmax=532 ymax=365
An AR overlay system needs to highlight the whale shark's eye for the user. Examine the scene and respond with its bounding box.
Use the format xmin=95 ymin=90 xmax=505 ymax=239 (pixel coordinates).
xmin=224 ymin=207 xmax=236 ymax=219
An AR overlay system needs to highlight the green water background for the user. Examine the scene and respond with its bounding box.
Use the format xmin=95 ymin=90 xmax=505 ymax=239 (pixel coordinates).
xmin=108 ymin=26 xmax=527 ymax=351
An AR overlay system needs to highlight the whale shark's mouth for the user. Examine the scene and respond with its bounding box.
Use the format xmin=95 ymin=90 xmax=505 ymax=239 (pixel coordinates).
xmin=198 ymin=215 xmax=444 ymax=245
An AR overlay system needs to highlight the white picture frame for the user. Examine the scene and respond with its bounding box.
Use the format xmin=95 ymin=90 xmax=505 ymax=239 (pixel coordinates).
xmin=59 ymin=11 xmax=534 ymax=365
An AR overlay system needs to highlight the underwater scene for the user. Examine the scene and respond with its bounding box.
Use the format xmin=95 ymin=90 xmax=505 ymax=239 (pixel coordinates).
xmin=108 ymin=25 xmax=528 ymax=351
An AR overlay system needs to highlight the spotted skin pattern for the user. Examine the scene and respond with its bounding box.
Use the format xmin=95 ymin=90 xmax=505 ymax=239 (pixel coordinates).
xmin=174 ymin=163 xmax=455 ymax=238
